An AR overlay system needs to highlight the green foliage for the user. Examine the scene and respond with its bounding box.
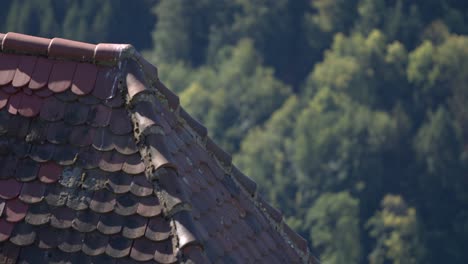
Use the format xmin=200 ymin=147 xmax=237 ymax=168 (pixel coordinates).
xmin=307 ymin=192 xmax=361 ymax=264
xmin=367 ymin=195 xmax=426 ymax=264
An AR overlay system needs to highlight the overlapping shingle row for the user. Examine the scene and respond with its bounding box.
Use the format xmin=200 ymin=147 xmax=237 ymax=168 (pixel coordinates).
xmin=0 ymin=32 xmax=316 ymax=263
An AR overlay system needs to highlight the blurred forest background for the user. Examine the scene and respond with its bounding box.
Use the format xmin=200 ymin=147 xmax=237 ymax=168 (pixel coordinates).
xmin=2 ymin=0 xmax=468 ymax=263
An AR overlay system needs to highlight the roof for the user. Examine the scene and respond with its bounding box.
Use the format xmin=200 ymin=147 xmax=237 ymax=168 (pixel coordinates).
xmin=0 ymin=32 xmax=317 ymax=264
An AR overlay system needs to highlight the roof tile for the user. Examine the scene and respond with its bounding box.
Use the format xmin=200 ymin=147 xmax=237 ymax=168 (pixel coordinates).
xmin=48 ymin=60 xmax=77 ymax=93
xmin=19 ymin=180 xmax=46 ymax=203
xmin=71 ymin=62 xmax=98 ymax=95
xmin=97 ymin=213 xmax=124 ymax=235
xmin=12 ymin=55 xmax=36 ymax=88
xmin=0 ymin=53 xmax=19 ymax=86
xmin=0 ymin=32 xmax=313 ymax=263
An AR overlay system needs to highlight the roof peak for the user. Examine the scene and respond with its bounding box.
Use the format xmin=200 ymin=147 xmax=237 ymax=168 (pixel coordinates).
xmin=0 ymin=32 xmax=133 ymax=65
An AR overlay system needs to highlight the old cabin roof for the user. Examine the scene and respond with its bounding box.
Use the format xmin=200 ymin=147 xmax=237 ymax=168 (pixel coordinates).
xmin=0 ymin=32 xmax=317 ymax=264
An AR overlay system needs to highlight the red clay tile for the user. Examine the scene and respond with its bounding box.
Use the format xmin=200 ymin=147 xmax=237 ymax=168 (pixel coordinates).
xmin=145 ymin=217 xmax=171 ymax=242
xmin=12 ymin=55 xmax=36 ymax=88
xmin=7 ymin=92 xmax=22 ymax=115
xmin=19 ymin=181 xmax=46 ymax=203
xmin=0 ymin=219 xmax=14 ymax=242
xmin=38 ymin=161 xmax=62 ymax=183
xmin=4 ymin=199 xmax=29 ymax=222
xmin=109 ymin=108 xmax=133 ymax=135
xmin=92 ymin=67 xmax=119 ymax=100
xmin=136 ymin=196 xmax=162 ymax=218
xmin=88 ymin=104 xmax=112 ymax=127
xmin=17 ymin=93 xmax=42 ymax=117
xmin=2 ymin=33 xmax=50 ymax=55
xmin=28 ymin=57 xmax=53 ymax=90
xmin=0 ymin=90 xmax=9 ymax=110
xmin=0 ymin=179 xmax=22 ymax=199
xmin=0 ymin=53 xmax=19 ymax=86
xmin=94 ymin=43 xmax=128 ymax=64
xmin=71 ymin=63 xmax=98 ymax=95
xmin=97 ymin=213 xmax=124 ymax=235
xmin=48 ymin=60 xmax=77 ymax=93
xmin=48 ymin=38 xmax=95 ymax=62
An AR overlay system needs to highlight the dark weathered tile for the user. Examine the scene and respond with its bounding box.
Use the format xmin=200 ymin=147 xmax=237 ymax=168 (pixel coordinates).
xmin=145 ymin=217 xmax=171 ymax=242
xmin=82 ymin=231 xmax=109 ymax=256
xmin=9 ymin=222 xmax=36 ymax=246
xmin=106 ymin=235 xmax=132 ymax=258
xmin=97 ymin=213 xmax=124 ymax=235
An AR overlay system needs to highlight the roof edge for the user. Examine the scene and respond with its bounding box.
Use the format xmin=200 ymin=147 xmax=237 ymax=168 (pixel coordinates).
xmin=0 ymin=32 xmax=134 ymax=66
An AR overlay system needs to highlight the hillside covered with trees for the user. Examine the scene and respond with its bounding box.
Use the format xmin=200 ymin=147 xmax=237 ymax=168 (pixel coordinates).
xmin=2 ymin=1 xmax=468 ymax=263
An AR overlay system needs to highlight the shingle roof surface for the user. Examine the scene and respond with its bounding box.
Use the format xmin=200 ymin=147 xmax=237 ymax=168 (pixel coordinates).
xmin=0 ymin=32 xmax=317 ymax=264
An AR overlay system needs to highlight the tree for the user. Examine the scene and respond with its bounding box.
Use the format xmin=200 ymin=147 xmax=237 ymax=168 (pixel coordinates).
xmin=307 ymin=192 xmax=361 ymax=264
xmin=367 ymin=195 xmax=426 ymax=264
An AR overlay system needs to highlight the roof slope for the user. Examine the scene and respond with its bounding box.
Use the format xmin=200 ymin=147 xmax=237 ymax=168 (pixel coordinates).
xmin=0 ymin=32 xmax=317 ymax=264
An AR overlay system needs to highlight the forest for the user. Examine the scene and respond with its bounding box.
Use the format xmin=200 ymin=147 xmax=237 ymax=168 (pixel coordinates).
xmin=2 ymin=0 xmax=468 ymax=263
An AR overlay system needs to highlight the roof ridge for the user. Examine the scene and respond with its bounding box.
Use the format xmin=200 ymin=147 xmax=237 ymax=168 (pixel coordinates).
xmin=0 ymin=32 xmax=132 ymax=65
